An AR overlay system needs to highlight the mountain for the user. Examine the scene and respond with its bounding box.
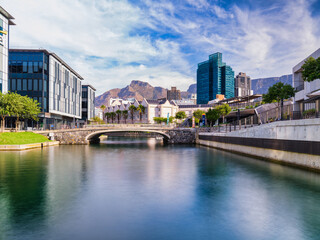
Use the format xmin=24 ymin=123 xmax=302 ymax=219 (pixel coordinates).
xmin=95 ymin=80 xmax=167 ymax=107
xmin=251 ymin=74 xmax=292 ymax=95
xmin=187 ymin=84 xmax=197 ymax=94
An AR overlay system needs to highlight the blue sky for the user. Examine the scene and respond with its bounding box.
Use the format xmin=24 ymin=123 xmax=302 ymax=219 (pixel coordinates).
xmin=2 ymin=0 xmax=320 ymax=95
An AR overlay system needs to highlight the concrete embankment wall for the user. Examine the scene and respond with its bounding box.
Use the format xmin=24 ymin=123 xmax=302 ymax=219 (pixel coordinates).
xmin=0 ymin=141 xmax=59 ymax=151
xmin=214 ymin=118 xmax=320 ymax=142
xmin=198 ymin=119 xmax=320 ymax=171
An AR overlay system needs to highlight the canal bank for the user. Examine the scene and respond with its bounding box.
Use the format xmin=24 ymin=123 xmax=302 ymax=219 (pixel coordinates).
xmin=198 ymin=119 xmax=320 ymax=171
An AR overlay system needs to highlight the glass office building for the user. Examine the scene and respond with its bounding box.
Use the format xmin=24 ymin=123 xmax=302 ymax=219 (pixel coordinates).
xmin=0 ymin=6 xmax=15 ymax=93
xmin=9 ymin=49 xmax=83 ymax=129
xmin=81 ymin=85 xmax=96 ymax=121
xmin=197 ymin=52 xmax=234 ymax=104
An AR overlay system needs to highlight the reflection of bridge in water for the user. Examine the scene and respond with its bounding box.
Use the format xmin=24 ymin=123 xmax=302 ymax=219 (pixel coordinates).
xmin=36 ymin=126 xmax=196 ymax=145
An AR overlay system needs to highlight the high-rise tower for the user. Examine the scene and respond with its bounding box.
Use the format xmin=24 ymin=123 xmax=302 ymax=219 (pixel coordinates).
xmin=197 ymin=52 xmax=234 ymax=104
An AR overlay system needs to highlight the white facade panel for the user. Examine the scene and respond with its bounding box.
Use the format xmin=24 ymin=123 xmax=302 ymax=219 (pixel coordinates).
xmin=48 ymin=55 xmax=82 ymax=119
xmin=0 ymin=13 xmax=9 ymax=93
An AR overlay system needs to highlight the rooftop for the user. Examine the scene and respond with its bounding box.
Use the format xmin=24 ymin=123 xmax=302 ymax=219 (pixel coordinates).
xmin=0 ymin=6 xmax=15 ymax=25
xmin=82 ymin=84 xmax=96 ymax=91
xmin=9 ymin=49 xmax=84 ymax=80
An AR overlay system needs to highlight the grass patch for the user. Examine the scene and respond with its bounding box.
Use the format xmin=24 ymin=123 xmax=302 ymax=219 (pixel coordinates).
xmin=0 ymin=132 xmax=51 ymax=145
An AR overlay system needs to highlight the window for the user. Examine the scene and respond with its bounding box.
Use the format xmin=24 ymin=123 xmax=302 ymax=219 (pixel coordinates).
xmin=17 ymin=61 xmax=23 ymax=73
xmin=34 ymin=62 xmax=39 ymax=73
xmin=23 ymin=79 xmax=27 ymax=90
xmin=39 ymin=79 xmax=43 ymax=91
xmin=28 ymin=79 xmax=32 ymax=90
xmin=44 ymin=80 xmax=47 ymax=92
xmin=28 ymin=62 xmax=33 ymax=73
xmin=12 ymin=79 xmax=16 ymax=91
xmin=39 ymin=62 xmax=43 ymax=73
xmin=34 ymin=79 xmax=38 ymax=91
xmin=17 ymin=79 xmax=21 ymax=91
xmin=23 ymin=62 xmax=28 ymax=73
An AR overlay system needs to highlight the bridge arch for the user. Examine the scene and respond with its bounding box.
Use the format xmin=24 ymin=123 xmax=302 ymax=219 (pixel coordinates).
xmin=85 ymin=129 xmax=171 ymax=143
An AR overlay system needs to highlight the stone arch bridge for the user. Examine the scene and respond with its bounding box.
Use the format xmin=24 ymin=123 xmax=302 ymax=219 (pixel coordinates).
xmin=36 ymin=126 xmax=196 ymax=145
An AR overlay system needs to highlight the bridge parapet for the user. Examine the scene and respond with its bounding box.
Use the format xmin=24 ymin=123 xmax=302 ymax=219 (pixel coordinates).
xmin=37 ymin=127 xmax=196 ymax=145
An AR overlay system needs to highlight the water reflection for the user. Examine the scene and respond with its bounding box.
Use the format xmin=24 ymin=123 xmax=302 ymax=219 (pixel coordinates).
xmin=0 ymin=139 xmax=319 ymax=239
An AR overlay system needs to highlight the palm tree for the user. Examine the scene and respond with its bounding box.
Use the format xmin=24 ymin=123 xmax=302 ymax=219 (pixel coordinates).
xmin=122 ymin=110 xmax=128 ymax=124
xmin=110 ymin=112 xmax=116 ymax=123
xmin=100 ymin=105 xmax=106 ymax=121
xmin=105 ymin=112 xmax=111 ymax=123
xmin=137 ymin=104 xmax=145 ymax=123
xmin=129 ymin=105 xmax=137 ymax=124
xmin=116 ymin=110 xmax=122 ymax=124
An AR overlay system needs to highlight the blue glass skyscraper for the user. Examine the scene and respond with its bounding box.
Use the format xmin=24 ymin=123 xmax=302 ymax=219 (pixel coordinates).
xmin=197 ymin=52 xmax=234 ymax=104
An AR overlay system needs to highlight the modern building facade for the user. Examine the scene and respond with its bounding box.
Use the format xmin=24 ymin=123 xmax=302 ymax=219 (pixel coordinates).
xmin=235 ymin=72 xmax=252 ymax=97
xmin=197 ymin=52 xmax=234 ymax=104
xmin=9 ymin=49 xmax=83 ymax=129
xmin=293 ymin=48 xmax=320 ymax=116
xmin=167 ymin=87 xmax=181 ymax=101
xmin=82 ymin=85 xmax=96 ymax=121
xmin=0 ymin=6 xmax=14 ymax=93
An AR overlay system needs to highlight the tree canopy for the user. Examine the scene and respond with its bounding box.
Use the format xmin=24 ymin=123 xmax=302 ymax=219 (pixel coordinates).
xmin=206 ymin=108 xmax=220 ymax=126
xmin=0 ymin=92 xmax=41 ymax=132
xmin=262 ymin=82 xmax=295 ymax=104
xmin=193 ymin=109 xmax=205 ymax=120
xmin=301 ymin=57 xmax=320 ymax=82
xmin=175 ymin=111 xmax=187 ymax=119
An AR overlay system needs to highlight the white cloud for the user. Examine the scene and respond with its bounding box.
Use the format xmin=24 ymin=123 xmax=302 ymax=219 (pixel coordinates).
xmin=2 ymin=0 xmax=320 ymax=96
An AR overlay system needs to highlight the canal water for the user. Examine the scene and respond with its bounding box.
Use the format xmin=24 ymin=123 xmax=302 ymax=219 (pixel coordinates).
xmin=0 ymin=137 xmax=320 ymax=240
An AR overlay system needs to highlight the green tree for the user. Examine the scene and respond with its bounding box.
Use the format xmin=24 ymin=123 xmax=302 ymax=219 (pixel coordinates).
xmin=137 ymin=104 xmax=145 ymax=123
xmin=90 ymin=116 xmax=103 ymax=124
xmin=216 ymin=104 xmax=231 ymax=123
xmin=301 ymin=57 xmax=320 ymax=82
xmin=206 ymin=108 xmax=220 ymax=126
xmin=122 ymin=110 xmax=128 ymax=124
xmin=263 ymin=82 xmax=295 ymax=120
xmin=100 ymin=105 xmax=106 ymax=121
xmin=0 ymin=92 xmax=11 ymax=132
xmin=110 ymin=112 xmax=116 ymax=123
xmin=21 ymin=95 xmax=41 ymax=124
xmin=175 ymin=111 xmax=187 ymax=120
xmin=116 ymin=110 xmax=122 ymax=124
xmin=193 ymin=109 xmax=205 ymax=126
xmin=129 ymin=105 xmax=136 ymax=124
xmin=105 ymin=112 xmax=111 ymax=123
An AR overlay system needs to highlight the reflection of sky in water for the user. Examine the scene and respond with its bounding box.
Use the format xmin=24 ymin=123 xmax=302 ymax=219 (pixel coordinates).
xmin=0 ymin=141 xmax=319 ymax=240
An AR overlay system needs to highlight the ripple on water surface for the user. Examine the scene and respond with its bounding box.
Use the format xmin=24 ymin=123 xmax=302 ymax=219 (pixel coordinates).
xmin=0 ymin=137 xmax=319 ymax=240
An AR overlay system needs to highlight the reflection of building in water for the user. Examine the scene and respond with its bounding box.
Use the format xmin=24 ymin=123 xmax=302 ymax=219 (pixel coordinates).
xmin=45 ymin=146 xmax=92 ymax=218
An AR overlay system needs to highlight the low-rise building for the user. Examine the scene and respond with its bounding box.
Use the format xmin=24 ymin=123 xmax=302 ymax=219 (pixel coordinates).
xmin=293 ymin=48 xmax=320 ymax=116
xmin=82 ymin=84 xmax=96 ymax=121
xmin=105 ymin=98 xmax=178 ymax=123
xmin=9 ymin=49 xmax=83 ymax=129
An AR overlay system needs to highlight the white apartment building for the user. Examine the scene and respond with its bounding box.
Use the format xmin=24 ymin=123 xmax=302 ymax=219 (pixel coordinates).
xmin=293 ymin=48 xmax=320 ymax=115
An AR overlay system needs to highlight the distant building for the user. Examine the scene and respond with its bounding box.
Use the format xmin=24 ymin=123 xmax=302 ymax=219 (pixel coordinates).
xmin=0 ymin=6 xmax=15 ymax=93
xmin=197 ymin=52 xmax=234 ymax=104
xmin=235 ymin=72 xmax=252 ymax=97
xmin=9 ymin=49 xmax=83 ymax=129
xmin=82 ymin=85 xmax=96 ymax=121
xmin=167 ymin=87 xmax=181 ymax=101
xmin=293 ymin=48 xmax=320 ymax=116
xmin=105 ymin=98 xmax=178 ymax=124
xmin=95 ymin=107 xmax=103 ymax=120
